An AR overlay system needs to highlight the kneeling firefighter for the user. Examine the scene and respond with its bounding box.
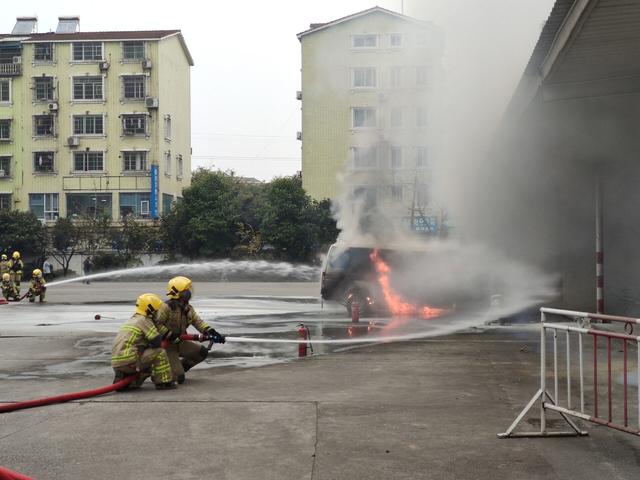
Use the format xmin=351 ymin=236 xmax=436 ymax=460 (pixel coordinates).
xmin=27 ymin=269 xmax=46 ymax=303
xmin=157 ymin=276 xmax=226 ymax=384
xmin=1 ymin=273 xmax=19 ymax=301
xmin=111 ymin=293 xmax=176 ymax=390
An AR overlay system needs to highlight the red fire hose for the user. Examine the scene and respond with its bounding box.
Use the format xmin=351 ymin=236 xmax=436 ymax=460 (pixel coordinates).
xmin=0 ymin=465 xmax=35 ymax=480
xmin=0 ymin=375 xmax=137 ymax=414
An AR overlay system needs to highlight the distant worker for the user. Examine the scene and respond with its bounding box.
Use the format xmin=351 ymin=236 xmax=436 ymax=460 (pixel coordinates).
xmin=111 ymin=293 xmax=176 ymax=390
xmin=42 ymin=258 xmax=54 ymax=281
xmin=1 ymin=273 xmax=19 ymax=301
xmin=0 ymin=254 xmax=9 ymax=276
xmin=83 ymin=256 xmax=92 ymax=284
xmin=157 ymin=276 xmax=226 ymax=384
xmin=9 ymin=251 xmax=23 ymax=292
xmin=27 ymin=269 xmax=47 ymax=303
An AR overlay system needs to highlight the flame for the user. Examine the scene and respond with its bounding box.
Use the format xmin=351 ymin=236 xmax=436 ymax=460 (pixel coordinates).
xmin=370 ymin=249 xmax=446 ymax=320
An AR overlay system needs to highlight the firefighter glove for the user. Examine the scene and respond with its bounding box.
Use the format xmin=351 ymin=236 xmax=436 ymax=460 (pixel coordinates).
xmin=206 ymin=328 xmax=225 ymax=344
xmin=165 ymin=331 xmax=182 ymax=344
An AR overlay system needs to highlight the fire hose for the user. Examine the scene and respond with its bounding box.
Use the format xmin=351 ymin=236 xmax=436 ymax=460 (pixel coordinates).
xmin=0 ymin=333 xmax=214 ymax=415
xmin=0 ymin=465 xmax=35 ymax=480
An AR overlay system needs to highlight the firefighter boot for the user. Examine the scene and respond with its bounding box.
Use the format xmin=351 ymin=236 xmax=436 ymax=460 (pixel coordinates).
xmin=155 ymin=381 xmax=177 ymax=390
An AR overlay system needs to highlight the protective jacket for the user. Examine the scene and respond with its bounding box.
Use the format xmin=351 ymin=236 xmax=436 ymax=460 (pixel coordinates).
xmin=28 ymin=277 xmax=46 ymax=302
xmin=1 ymin=279 xmax=19 ymax=300
xmin=0 ymin=260 xmax=9 ymax=275
xmin=9 ymin=259 xmax=23 ymax=274
xmin=157 ymin=300 xmax=211 ymax=335
xmin=112 ymin=313 xmax=165 ymax=368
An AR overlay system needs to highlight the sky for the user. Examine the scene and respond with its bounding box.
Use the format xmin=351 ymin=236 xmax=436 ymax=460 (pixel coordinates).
xmin=2 ymin=0 xmax=556 ymax=181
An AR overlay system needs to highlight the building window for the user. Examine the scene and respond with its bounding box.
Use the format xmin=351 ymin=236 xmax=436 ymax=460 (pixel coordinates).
xmin=33 ymin=152 xmax=55 ymax=173
xmin=352 ymin=34 xmax=378 ymax=48
xmin=389 ymin=34 xmax=403 ymax=47
xmin=0 ymin=79 xmax=11 ymax=103
xmin=352 ymin=68 xmax=376 ymax=88
xmin=162 ymin=193 xmax=174 ymax=214
xmin=34 ymin=43 xmax=53 ymax=62
xmin=164 ymin=151 xmax=171 ymax=176
xmin=176 ymin=154 xmax=183 ymax=179
xmin=417 ymin=107 xmax=427 ymax=127
xmin=390 ymin=147 xmax=402 ymax=169
xmin=415 ymin=147 xmax=428 ymax=168
xmin=34 ymin=77 xmax=54 ymax=101
xmin=73 ymin=151 xmax=104 ymax=172
xmin=73 ymin=114 xmax=104 ymax=135
xmin=122 ymin=114 xmax=146 ymax=135
xmin=390 ymin=107 xmax=402 ymax=128
xmin=391 ymin=185 xmax=403 ymax=201
xmin=352 ymin=146 xmax=378 ymax=169
xmin=390 ymin=67 xmax=403 ymax=88
xmin=0 ymin=120 xmax=10 ymax=141
xmin=73 ymin=76 xmax=103 ymax=101
xmin=122 ymin=151 xmax=148 ymax=172
xmin=122 ymin=76 xmax=145 ymax=100
xmin=0 ymin=156 xmax=10 ymax=177
xmin=123 ymin=41 xmax=145 ymax=60
xmin=72 ymin=42 xmax=102 ymax=61
xmin=34 ymin=115 xmax=54 ymax=136
xmin=164 ymin=115 xmax=172 ymax=140
xmin=0 ymin=193 xmax=10 ymax=210
xmin=29 ymin=193 xmax=59 ymax=221
xmin=120 ymin=192 xmax=150 ymax=218
xmin=416 ymin=66 xmax=428 ymax=86
xmin=352 ymin=107 xmax=376 ymax=128
xmin=66 ymin=193 xmax=111 ymax=218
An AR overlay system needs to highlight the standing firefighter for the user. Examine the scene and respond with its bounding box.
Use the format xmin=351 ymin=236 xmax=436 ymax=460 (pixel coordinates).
xmin=9 ymin=251 xmax=23 ymax=292
xmin=0 ymin=254 xmax=9 ymax=276
xmin=27 ymin=269 xmax=46 ymax=303
xmin=158 ymin=276 xmax=226 ymax=384
xmin=1 ymin=273 xmax=19 ymax=301
xmin=111 ymin=293 xmax=176 ymax=390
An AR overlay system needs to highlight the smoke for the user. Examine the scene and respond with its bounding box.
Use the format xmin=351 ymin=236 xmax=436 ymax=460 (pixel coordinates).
xmin=327 ymin=1 xmax=561 ymax=316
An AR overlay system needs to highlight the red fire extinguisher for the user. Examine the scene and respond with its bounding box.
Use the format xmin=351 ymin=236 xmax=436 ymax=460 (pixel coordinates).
xmin=297 ymin=323 xmax=312 ymax=357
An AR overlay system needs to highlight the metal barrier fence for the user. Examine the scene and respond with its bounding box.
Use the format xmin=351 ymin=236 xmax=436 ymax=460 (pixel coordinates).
xmin=499 ymin=307 xmax=640 ymax=438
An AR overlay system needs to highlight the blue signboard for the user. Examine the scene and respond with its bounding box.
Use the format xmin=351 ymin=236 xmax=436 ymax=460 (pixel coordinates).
xmin=150 ymin=164 xmax=158 ymax=219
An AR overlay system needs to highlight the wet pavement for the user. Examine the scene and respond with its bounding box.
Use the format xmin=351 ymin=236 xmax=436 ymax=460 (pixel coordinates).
xmin=1 ymin=282 xmax=639 ymax=479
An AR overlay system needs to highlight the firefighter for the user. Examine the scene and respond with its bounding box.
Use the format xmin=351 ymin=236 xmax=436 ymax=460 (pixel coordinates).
xmin=9 ymin=251 xmax=23 ymax=292
xmin=111 ymin=293 xmax=176 ymax=390
xmin=27 ymin=269 xmax=46 ymax=303
xmin=1 ymin=273 xmax=19 ymax=301
xmin=0 ymin=254 xmax=9 ymax=276
xmin=157 ymin=276 xmax=225 ymax=384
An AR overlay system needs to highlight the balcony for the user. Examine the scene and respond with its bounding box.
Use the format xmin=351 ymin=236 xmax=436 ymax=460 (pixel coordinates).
xmin=0 ymin=63 xmax=21 ymax=76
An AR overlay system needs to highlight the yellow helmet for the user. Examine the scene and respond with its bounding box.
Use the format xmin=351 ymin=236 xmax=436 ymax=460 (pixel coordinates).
xmin=32 ymin=269 xmax=42 ymax=278
xmin=135 ymin=293 xmax=163 ymax=317
xmin=167 ymin=276 xmax=192 ymax=300
xmin=12 ymin=251 xmax=20 ymax=259
xmin=2 ymin=273 xmax=9 ymax=282
xmin=1 ymin=254 xmax=6 ymax=260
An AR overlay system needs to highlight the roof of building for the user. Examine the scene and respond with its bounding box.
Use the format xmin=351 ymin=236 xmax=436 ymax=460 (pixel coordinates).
xmin=0 ymin=29 xmax=194 ymax=65
xmin=297 ymin=6 xmax=429 ymax=40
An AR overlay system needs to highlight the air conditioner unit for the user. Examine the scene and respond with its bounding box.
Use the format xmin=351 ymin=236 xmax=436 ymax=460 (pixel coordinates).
xmin=0 ymin=170 xmax=5 ymax=177
xmin=296 ymin=90 xmax=302 ymax=100
xmin=67 ymin=136 xmax=79 ymax=147
xmin=145 ymin=97 xmax=159 ymax=109
xmin=48 ymin=102 xmax=58 ymax=111
xmin=99 ymin=61 xmax=110 ymax=71
xmin=142 ymin=59 xmax=152 ymax=70
xmin=296 ymin=131 xmax=302 ymax=141
xmin=140 ymin=200 xmax=150 ymax=215
xmin=12 ymin=56 xmax=21 ymax=64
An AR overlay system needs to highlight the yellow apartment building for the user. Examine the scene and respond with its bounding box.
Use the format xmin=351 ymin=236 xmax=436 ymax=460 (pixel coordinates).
xmin=297 ymin=7 xmax=444 ymax=234
xmin=0 ymin=16 xmax=193 ymax=221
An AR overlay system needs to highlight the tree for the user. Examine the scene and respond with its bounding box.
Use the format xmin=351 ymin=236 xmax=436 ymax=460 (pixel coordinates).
xmin=111 ymin=216 xmax=157 ymax=267
xmin=50 ymin=217 xmax=83 ymax=276
xmin=0 ymin=210 xmax=47 ymax=259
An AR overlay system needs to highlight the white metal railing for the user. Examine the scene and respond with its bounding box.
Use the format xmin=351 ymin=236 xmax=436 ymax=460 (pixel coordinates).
xmin=498 ymin=307 xmax=640 ymax=438
xmin=0 ymin=63 xmax=21 ymax=75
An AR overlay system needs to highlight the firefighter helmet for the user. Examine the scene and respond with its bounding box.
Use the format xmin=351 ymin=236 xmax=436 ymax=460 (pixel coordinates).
xmin=12 ymin=251 xmax=20 ymax=259
xmin=32 ymin=269 xmax=42 ymax=278
xmin=2 ymin=273 xmax=9 ymax=282
xmin=1 ymin=254 xmax=6 ymax=261
xmin=135 ymin=293 xmax=163 ymax=317
xmin=167 ymin=276 xmax=192 ymax=300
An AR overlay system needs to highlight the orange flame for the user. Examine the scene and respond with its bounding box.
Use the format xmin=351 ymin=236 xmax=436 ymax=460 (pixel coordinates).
xmin=370 ymin=249 xmax=446 ymax=320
